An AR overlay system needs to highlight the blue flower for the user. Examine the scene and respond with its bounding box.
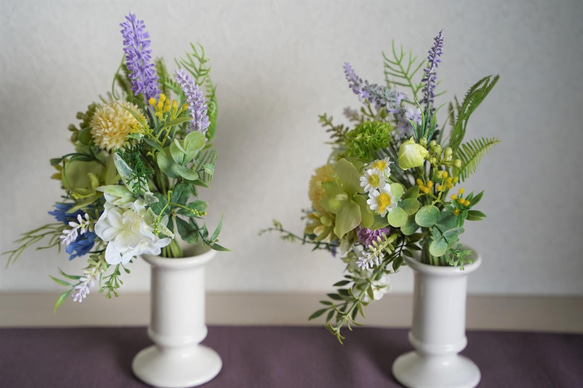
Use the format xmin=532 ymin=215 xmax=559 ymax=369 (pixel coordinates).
xmin=66 ymin=232 xmax=97 ymax=260
xmin=48 ymin=203 xmax=76 ymax=223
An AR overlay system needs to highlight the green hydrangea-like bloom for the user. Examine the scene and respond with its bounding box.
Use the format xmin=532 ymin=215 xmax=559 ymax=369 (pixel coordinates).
xmin=344 ymin=121 xmax=393 ymax=160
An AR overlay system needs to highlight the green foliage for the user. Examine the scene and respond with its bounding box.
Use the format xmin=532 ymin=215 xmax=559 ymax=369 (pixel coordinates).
xmin=453 ymin=137 xmax=500 ymax=182
xmin=2 ymin=223 xmax=64 ymax=267
xmin=319 ymin=113 xmax=349 ymax=146
xmin=344 ymin=121 xmax=393 ymax=160
xmin=383 ymin=41 xmax=424 ymax=102
xmin=448 ymin=75 xmax=499 ymax=152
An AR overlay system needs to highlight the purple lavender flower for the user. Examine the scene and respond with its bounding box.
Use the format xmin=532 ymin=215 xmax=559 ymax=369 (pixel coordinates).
xmin=175 ymin=68 xmax=210 ymax=135
xmin=343 ymin=62 xmax=403 ymax=113
xmin=396 ymin=105 xmax=423 ymax=135
xmin=421 ymin=30 xmax=444 ymax=112
xmin=120 ymin=13 xmax=160 ymax=101
xmin=357 ymin=226 xmax=390 ymax=248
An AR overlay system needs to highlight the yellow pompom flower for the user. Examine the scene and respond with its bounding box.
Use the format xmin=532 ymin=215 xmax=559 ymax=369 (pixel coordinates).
xmin=90 ymin=101 xmax=144 ymax=151
xmin=309 ymin=164 xmax=335 ymax=212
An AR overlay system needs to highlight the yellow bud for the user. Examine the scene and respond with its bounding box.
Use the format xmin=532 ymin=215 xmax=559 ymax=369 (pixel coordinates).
xmin=159 ymin=94 xmax=166 ymax=102
xmin=172 ymin=100 xmax=178 ymax=110
xmin=458 ymin=187 xmax=465 ymax=194
xmin=451 ymin=195 xmax=457 ymax=200
xmin=442 ymin=171 xmax=448 ymax=179
xmin=435 ymin=171 xmax=443 ymax=179
xmin=182 ymin=103 xmax=189 ymax=111
xmin=423 ymin=187 xmax=430 ymax=194
xmin=416 ymin=179 xmax=423 ymax=186
xmin=453 ymin=177 xmax=459 ymax=183
xmin=458 ymin=198 xmax=465 ymax=204
xmin=454 ymin=209 xmax=460 ymax=215
xmin=464 ymin=200 xmax=471 ymax=206
xmin=157 ymin=101 xmax=163 ymax=110
xmin=436 ymin=185 xmax=443 ymax=191
xmin=427 ymin=180 xmax=434 ymax=188
xmin=149 ymin=98 xmax=156 ymax=106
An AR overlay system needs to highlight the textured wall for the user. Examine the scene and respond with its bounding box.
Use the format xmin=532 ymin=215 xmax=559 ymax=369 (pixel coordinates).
xmin=1 ymin=0 xmax=582 ymax=296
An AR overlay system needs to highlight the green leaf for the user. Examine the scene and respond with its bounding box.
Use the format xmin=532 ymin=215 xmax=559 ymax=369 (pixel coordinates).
xmin=210 ymin=215 xmax=223 ymax=242
xmin=171 ymin=183 xmax=192 ymax=206
xmin=388 ymin=206 xmax=408 ymax=227
xmin=209 ymin=243 xmax=229 ymax=252
xmin=184 ymin=131 xmax=206 ymax=155
xmin=453 ymin=137 xmax=500 ymax=182
xmin=415 ymin=205 xmax=439 ymax=227
xmin=53 ymin=289 xmax=73 ymax=313
xmin=309 ymin=308 xmax=328 ymax=320
xmin=402 ymin=185 xmax=420 ymax=200
xmin=390 ymin=183 xmax=404 ymax=202
xmin=176 ymin=217 xmax=198 ymax=244
xmin=170 ymin=140 xmax=186 ymax=164
xmin=401 ymin=215 xmax=419 ymax=235
xmin=467 ymin=210 xmax=487 ymax=221
xmin=449 ymin=75 xmax=500 ymax=151
xmin=399 ymin=198 xmax=420 ymax=215
xmin=157 ymin=150 xmax=179 ymax=179
xmin=333 ymin=200 xmax=361 ymax=239
xmin=172 ymin=164 xmax=199 ymax=181
xmin=429 ymin=238 xmax=448 ymax=257
xmin=335 ymin=159 xmax=361 ymax=194
xmin=50 ymin=276 xmax=71 ymax=287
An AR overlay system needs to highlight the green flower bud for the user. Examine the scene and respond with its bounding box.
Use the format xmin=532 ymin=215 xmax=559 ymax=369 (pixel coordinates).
xmin=398 ymin=137 xmax=429 ymax=170
xmin=453 ymin=159 xmax=462 ymax=168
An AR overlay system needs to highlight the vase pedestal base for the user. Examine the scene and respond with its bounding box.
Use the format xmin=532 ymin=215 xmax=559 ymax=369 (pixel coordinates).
xmin=132 ymin=344 xmax=222 ymax=388
xmin=392 ymin=351 xmax=480 ymax=388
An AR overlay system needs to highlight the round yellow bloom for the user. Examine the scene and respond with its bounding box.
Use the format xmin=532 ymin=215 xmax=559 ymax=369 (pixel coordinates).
xmin=308 ymin=164 xmax=335 ymax=212
xmin=90 ymin=101 xmax=143 ymax=151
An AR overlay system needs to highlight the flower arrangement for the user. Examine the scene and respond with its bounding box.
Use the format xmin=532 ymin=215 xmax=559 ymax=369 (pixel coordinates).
xmin=263 ymin=31 xmax=499 ymax=342
xmin=3 ymin=13 xmax=226 ymax=309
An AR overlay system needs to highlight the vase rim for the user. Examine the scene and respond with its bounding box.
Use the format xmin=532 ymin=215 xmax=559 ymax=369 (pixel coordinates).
xmin=404 ymin=245 xmax=482 ymax=276
xmin=141 ymin=244 xmax=217 ymax=268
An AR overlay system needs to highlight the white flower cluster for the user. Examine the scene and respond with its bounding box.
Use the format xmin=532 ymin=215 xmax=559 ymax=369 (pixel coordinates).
xmin=95 ymin=190 xmax=172 ymax=265
xmin=359 ymin=158 xmax=397 ymax=217
xmin=60 ymin=213 xmax=93 ymax=246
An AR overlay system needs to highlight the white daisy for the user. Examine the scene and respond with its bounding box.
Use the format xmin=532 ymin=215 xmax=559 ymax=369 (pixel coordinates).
xmin=367 ymin=184 xmax=397 ymax=217
xmin=360 ymin=167 xmax=385 ymax=193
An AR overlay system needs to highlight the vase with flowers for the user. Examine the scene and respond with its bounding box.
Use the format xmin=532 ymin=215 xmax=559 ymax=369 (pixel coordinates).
xmin=4 ymin=12 xmax=226 ymax=387
xmin=263 ymin=30 xmax=498 ymax=388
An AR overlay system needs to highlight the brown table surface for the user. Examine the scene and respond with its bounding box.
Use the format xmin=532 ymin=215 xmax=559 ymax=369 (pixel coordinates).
xmin=0 ymin=326 xmax=581 ymax=387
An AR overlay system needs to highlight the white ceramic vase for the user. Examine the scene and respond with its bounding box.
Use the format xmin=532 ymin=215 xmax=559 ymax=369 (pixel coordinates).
xmin=392 ymin=247 xmax=481 ymax=388
xmin=132 ymin=245 xmax=222 ymax=388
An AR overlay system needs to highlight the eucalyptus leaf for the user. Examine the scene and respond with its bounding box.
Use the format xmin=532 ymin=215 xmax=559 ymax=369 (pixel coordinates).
xmin=172 ymin=164 xmax=199 ymax=181
xmin=388 ymin=206 xmax=408 ymax=227
xmin=399 ymin=198 xmax=420 ymax=215
xmin=415 ymin=205 xmax=439 ymax=227
xmin=429 ymin=238 xmax=448 ymax=257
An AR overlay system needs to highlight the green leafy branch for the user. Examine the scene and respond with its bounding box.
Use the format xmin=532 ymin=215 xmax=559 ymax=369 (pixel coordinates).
xmin=452 ymin=137 xmax=500 ymax=182
xmin=259 ymin=219 xmax=338 ymax=252
xmin=383 ymin=41 xmax=424 ymax=103
xmin=319 ymin=113 xmax=349 ymax=146
xmin=448 ymin=75 xmax=499 ymax=152
xmin=3 ymin=223 xmax=64 ymax=267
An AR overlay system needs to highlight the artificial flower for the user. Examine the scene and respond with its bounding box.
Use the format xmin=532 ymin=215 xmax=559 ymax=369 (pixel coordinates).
xmin=398 ymin=137 xmax=428 ymax=170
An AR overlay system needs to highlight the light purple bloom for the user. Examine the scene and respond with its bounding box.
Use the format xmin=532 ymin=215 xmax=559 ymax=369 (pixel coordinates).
xmin=357 ymin=226 xmax=390 ymax=248
xmin=175 ymin=68 xmax=210 ymax=135
xmin=120 ymin=13 xmax=160 ymax=101
xmin=421 ymin=30 xmax=444 ymax=112
xmin=343 ymin=62 xmax=403 ymax=113
xmin=397 ymin=106 xmax=423 ymax=135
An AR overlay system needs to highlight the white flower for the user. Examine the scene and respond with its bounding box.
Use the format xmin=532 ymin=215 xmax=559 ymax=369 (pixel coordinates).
xmin=363 ymin=273 xmax=392 ymax=303
xmin=95 ymin=199 xmax=171 ymax=265
xmin=367 ymin=184 xmax=397 ymax=217
xmin=360 ymin=167 xmax=385 ymax=193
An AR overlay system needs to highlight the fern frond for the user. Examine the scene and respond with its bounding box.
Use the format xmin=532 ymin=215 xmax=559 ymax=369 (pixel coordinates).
xmin=449 ymin=75 xmax=499 ymax=151
xmin=177 ymin=43 xmax=212 ymax=86
xmin=155 ymin=58 xmax=171 ymax=97
xmin=453 ymin=137 xmax=500 ymax=182
xmin=195 ymin=149 xmax=217 ymax=184
xmin=382 ymin=41 xmax=424 ymax=102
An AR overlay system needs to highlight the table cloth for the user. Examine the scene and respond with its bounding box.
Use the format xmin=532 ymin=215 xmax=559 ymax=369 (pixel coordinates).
xmin=0 ymin=326 xmax=581 ymax=387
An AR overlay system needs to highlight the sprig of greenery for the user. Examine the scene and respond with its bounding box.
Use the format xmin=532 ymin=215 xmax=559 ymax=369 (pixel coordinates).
xmin=3 ymin=223 xmax=64 ymax=267
xmin=383 ymin=41 xmax=424 ymax=102
xmin=453 ymin=137 xmax=500 ymax=182
xmin=259 ymin=220 xmax=338 ymax=252
xmin=448 ymin=75 xmax=500 ymax=152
